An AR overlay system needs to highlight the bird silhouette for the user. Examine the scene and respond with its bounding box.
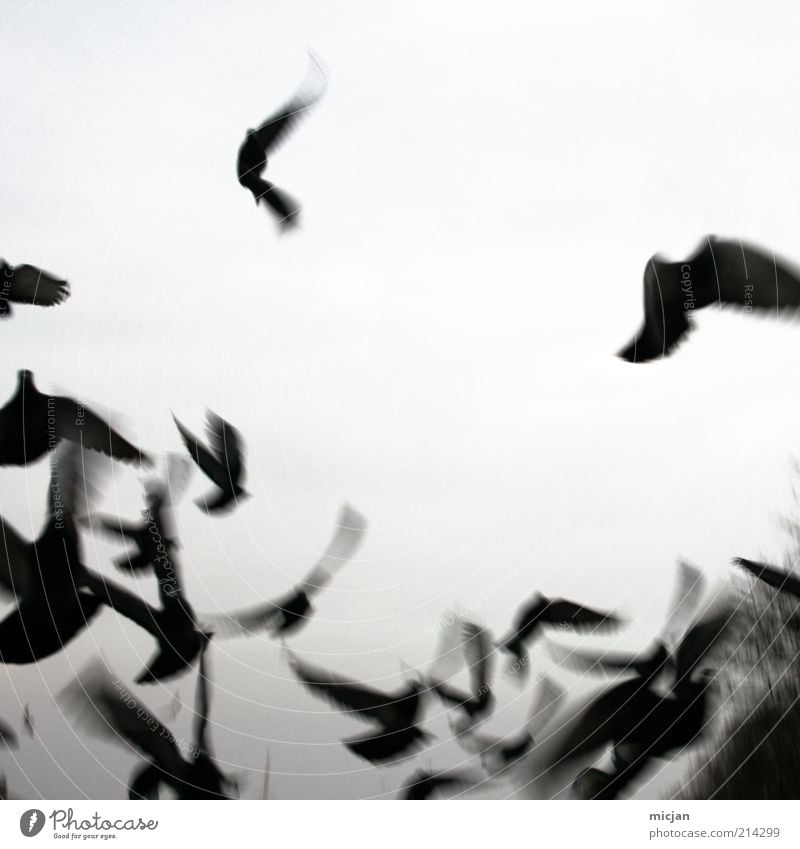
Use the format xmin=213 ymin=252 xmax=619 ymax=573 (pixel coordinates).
xmin=287 ymin=651 xmax=430 ymax=764
xmin=497 ymin=592 xmax=621 ymax=676
xmin=732 ymin=557 xmax=800 ymax=598
xmin=401 ymin=768 xmax=483 ymax=799
xmin=0 ymin=442 xmax=104 ymax=664
xmin=429 ymin=619 xmax=494 ymax=730
xmin=22 ymin=705 xmax=33 ymax=737
xmin=0 ymin=717 xmax=16 ymax=748
xmin=0 ymin=370 xmax=150 ymax=466
xmin=65 ymin=647 xmax=233 ymax=800
xmin=0 ymin=258 xmax=70 ymax=319
xmin=202 ymin=503 xmax=367 ymax=637
xmin=172 ymin=411 xmax=248 ymax=514
xmin=236 ymin=54 xmax=326 ymax=230
xmin=456 ymin=674 xmax=565 ymax=776
xmin=93 ymin=456 xmax=192 ymax=574
xmin=539 ymin=587 xmax=736 ymax=798
xmin=619 ymin=236 xmax=800 ymax=363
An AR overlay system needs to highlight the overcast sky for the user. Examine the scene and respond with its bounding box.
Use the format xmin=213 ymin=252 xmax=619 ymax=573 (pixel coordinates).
xmin=3 ymin=0 xmax=800 ymax=799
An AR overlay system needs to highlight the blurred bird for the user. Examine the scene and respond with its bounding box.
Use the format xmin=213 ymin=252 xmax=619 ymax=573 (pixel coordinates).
xmin=0 ymin=442 xmax=105 ymax=664
xmin=456 ymin=674 xmax=566 ymax=776
xmin=429 ymin=619 xmax=494 ymax=730
xmin=0 ymin=370 xmax=150 ymax=466
xmin=236 ymin=53 xmax=327 ymax=230
xmin=619 ymin=236 xmax=800 ymax=363
xmin=0 ymin=717 xmax=16 ymax=748
xmin=496 ymin=593 xmax=621 ymax=677
xmin=0 ymin=258 xmax=70 ymax=319
xmin=732 ymin=557 xmax=800 ymax=598
xmin=287 ymin=651 xmax=430 ymax=764
xmin=65 ymin=648 xmax=234 ymax=800
xmin=93 ymin=454 xmax=192 ymax=574
xmin=201 ymin=502 xmax=367 ymax=637
xmin=172 ymin=411 xmax=248 ymax=514
xmin=401 ymin=768 xmax=483 ymax=800
xmin=22 ymin=705 xmax=33 ymax=737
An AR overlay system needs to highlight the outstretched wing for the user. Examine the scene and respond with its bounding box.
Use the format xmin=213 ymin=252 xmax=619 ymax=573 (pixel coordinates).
xmin=733 ymin=557 xmax=800 ymax=599
xmin=198 ymin=601 xmax=280 ymax=639
xmin=300 ymin=503 xmax=368 ymax=591
xmin=539 ymin=598 xmax=621 ymax=632
xmin=63 ymin=660 xmax=186 ymax=777
xmin=205 ymin=411 xmax=244 ymax=487
xmin=659 ymin=560 xmax=706 ymax=647
xmin=461 ymin=620 xmax=493 ymax=696
xmin=713 ymin=238 xmax=800 ymax=313
xmin=288 ymin=653 xmax=398 ymax=722
xmin=53 ymin=398 xmax=150 ymax=465
xmin=526 ymin=674 xmax=566 ymax=739
xmin=4 ymin=263 xmax=70 ymax=307
xmin=172 ymin=414 xmax=225 ymax=488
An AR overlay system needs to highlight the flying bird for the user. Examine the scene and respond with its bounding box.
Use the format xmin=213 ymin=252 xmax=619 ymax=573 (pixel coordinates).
xmin=236 ymin=53 xmax=327 ymax=230
xmin=0 ymin=717 xmax=17 ymax=748
xmin=22 ymin=705 xmax=33 ymax=737
xmin=287 ymin=651 xmax=430 ymax=764
xmin=429 ymin=620 xmax=494 ymax=730
xmin=201 ymin=502 xmax=367 ymax=637
xmin=0 ymin=370 xmax=150 ymax=467
xmin=401 ymin=768 xmax=483 ymax=800
xmin=732 ymin=557 xmax=800 ymax=598
xmin=0 ymin=258 xmax=70 ymax=319
xmin=0 ymin=442 xmax=104 ymax=664
xmin=65 ymin=648 xmax=233 ymax=800
xmin=619 ymin=236 xmax=800 ymax=363
xmin=456 ymin=674 xmax=566 ymax=776
xmin=497 ymin=592 xmax=621 ymax=676
xmin=172 ymin=411 xmax=248 ymax=514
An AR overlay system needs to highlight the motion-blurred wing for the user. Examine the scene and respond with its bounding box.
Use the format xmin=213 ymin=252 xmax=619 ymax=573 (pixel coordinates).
xmin=5 ymin=263 xmax=70 ymax=306
xmin=300 ymin=503 xmax=368 ymax=591
xmin=733 ymin=557 xmax=800 ymax=599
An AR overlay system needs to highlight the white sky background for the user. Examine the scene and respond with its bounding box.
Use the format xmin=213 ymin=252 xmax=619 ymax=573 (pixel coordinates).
xmin=2 ymin=0 xmax=800 ymax=799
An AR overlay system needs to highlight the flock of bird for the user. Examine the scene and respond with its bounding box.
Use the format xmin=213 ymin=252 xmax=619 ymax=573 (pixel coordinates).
xmin=2 ymin=53 xmax=800 ymax=800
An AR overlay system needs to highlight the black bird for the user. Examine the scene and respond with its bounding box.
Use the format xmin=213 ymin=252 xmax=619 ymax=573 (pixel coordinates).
xmin=732 ymin=557 xmax=800 ymax=598
xmin=94 ymin=455 xmax=192 ymax=574
xmin=429 ymin=620 xmax=494 ymax=730
xmin=540 ymin=590 xmax=735 ymax=798
xmin=236 ymin=54 xmax=326 ymax=230
xmin=22 ymin=705 xmax=33 ymax=737
xmin=172 ymin=411 xmax=248 ymax=514
xmin=82 ymin=564 xmax=208 ymax=686
xmin=287 ymin=651 xmax=430 ymax=764
xmin=401 ymin=768 xmax=483 ymax=800
xmin=456 ymin=674 xmax=565 ymax=776
xmin=202 ymin=503 xmax=367 ymax=638
xmin=497 ymin=592 xmax=621 ymax=676
xmin=0 ymin=370 xmax=150 ymax=466
xmin=0 ymin=442 xmax=104 ymax=664
xmin=619 ymin=236 xmax=800 ymax=363
xmin=65 ymin=647 xmax=234 ymax=800
xmin=548 ymin=561 xmax=706 ymax=687
xmin=0 ymin=258 xmax=70 ymax=319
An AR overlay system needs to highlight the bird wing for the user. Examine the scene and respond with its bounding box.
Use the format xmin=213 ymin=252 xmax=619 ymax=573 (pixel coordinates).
xmin=192 ymin=642 xmax=212 ymax=753
xmin=461 ymin=620 xmax=494 ymax=695
xmin=206 ymin=411 xmax=244 ymax=485
xmin=0 ymin=717 xmax=17 ymax=749
xmin=427 ymin=613 xmax=468 ymax=681
xmin=659 ymin=559 xmax=707 ymax=647
xmin=198 ymin=600 xmax=280 ymax=639
xmin=300 ymin=503 xmax=368 ymax=592
xmin=712 ymin=238 xmax=800 ymax=312
xmin=81 ymin=568 xmax=162 ymax=637
xmin=94 ymin=514 xmax=142 ymax=541
xmin=53 ymin=398 xmax=149 ymax=465
xmin=618 ymin=260 xmax=693 ymax=363
xmin=547 ymin=640 xmax=662 ymax=679
xmin=4 ymin=263 xmax=70 ymax=306
xmin=63 ymin=660 xmax=186 ymax=777
xmin=539 ymin=598 xmax=621 ymax=631
xmin=0 ymin=515 xmax=30 ymax=599
xmin=288 ymin=654 xmax=399 ymax=721
xmin=672 ymin=592 xmax=737 ymax=686
xmin=526 ymin=674 xmax=567 ymax=739
xmin=172 ymin=415 xmax=226 ymax=488
xmin=732 ymin=557 xmax=800 ymax=599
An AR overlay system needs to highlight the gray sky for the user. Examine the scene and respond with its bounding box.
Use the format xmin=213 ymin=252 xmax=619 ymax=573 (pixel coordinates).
xmin=2 ymin=0 xmax=800 ymax=799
